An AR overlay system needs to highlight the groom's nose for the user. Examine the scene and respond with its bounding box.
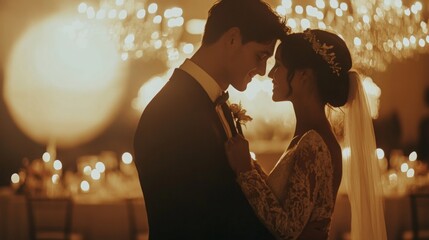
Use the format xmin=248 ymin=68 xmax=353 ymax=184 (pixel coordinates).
xmin=255 ymin=61 xmax=267 ymax=76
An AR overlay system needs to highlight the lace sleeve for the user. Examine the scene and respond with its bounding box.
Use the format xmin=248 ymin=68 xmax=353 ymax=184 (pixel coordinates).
xmin=237 ymin=141 xmax=322 ymax=239
xmin=253 ymin=161 xmax=268 ymax=179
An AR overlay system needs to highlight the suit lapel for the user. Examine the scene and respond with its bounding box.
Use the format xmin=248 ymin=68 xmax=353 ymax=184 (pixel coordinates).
xmin=170 ymin=69 xmax=231 ymax=140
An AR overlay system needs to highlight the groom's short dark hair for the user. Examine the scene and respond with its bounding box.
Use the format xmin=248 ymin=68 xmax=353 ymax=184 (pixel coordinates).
xmin=202 ymin=0 xmax=288 ymax=45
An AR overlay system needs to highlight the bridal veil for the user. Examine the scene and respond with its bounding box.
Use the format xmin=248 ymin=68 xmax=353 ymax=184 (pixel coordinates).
xmin=342 ymin=71 xmax=387 ymax=240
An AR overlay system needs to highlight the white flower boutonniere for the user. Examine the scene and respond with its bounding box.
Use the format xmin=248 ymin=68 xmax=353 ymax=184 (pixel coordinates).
xmin=229 ymin=102 xmax=253 ymax=127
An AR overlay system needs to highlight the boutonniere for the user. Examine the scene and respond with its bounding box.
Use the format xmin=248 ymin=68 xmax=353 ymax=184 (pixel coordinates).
xmin=229 ymin=102 xmax=253 ymax=127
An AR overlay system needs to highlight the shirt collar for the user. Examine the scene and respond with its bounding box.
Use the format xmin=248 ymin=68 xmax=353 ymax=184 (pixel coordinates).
xmin=179 ymin=59 xmax=223 ymax=103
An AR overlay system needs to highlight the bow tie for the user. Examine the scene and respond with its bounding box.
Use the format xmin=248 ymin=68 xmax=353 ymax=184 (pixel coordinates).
xmin=214 ymin=91 xmax=229 ymax=106
xmin=214 ymin=91 xmax=243 ymax=137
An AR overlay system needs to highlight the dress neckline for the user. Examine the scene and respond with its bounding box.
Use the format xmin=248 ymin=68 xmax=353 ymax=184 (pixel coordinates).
xmin=287 ymin=135 xmax=300 ymax=151
xmin=287 ymin=130 xmax=328 ymax=152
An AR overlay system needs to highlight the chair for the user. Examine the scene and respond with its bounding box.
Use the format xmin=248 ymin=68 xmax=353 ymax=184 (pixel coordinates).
xmin=125 ymin=197 xmax=149 ymax=240
xmin=402 ymin=190 xmax=429 ymax=240
xmin=26 ymin=195 xmax=83 ymax=240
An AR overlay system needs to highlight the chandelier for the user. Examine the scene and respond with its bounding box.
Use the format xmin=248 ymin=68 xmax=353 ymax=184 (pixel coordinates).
xmin=274 ymin=0 xmax=429 ymax=73
xmin=76 ymin=0 xmax=186 ymax=62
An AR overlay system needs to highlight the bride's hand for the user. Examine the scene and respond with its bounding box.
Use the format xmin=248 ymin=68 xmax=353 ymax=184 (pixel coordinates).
xmin=225 ymin=134 xmax=253 ymax=174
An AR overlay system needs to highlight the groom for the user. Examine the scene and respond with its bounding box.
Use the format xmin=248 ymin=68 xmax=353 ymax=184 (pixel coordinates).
xmin=133 ymin=0 xmax=287 ymax=238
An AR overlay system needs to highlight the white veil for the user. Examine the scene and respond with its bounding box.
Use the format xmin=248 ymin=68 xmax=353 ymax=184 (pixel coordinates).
xmin=342 ymin=70 xmax=387 ymax=240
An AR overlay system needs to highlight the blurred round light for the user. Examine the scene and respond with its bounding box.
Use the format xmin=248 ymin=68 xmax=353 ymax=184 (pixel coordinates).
xmin=4 ymin=12 xmax=128 ymax=148
xmin=42 ymin=152 xmax=51 ymax=163
xmin=11 ymin=173 xmax=20 ymax=184
xmin=53 ymin=160 xmax=62 ymax=170
xmin=409 ymin=151 xmax=417 ymax=161
xmin=136 ymin=9 xmax=146 ymax=19
xmin=389 ymin=173 xmax=398 ymax=183
xmin=122 ymin=152 xmax=133 ymax=164
xmin=83 ymin=166 xmax=92 ymax=176
xmin=342 ymin=147 xmax=351 ymax=159
xmin=401 ymin=163 xmax=409 ymax=172
xmin=91 ymin=169 xmax=101 ymax=180
xmin=376 ymin=148 xmax=385 ymax=160
xmin=407 ymin=168 xmax=415 ymax=178
xmin=148 ymin=3 xmax=158 ymax=14
xmin=185 ymin=19 xmax=206 ymax=35
xmin=80 ymin=180 xmax=90 ymax=192
xmin=95 ymin=162 xmax=106 ymax=172
xmin=52 ymin=174 xmax=60 ymax=184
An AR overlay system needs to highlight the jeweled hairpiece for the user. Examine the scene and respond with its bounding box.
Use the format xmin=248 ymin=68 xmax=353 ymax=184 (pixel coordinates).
xmin=303 ymin=29 xmax=341 ymax=76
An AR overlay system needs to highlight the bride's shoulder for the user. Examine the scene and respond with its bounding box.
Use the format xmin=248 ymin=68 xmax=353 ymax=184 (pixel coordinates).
xmin=298 ymin=130 xmax=326 ymax=149
xmin=295 ymin=130 xmax=333 ymax=160
xmin=299 ymin=130 xmax=341 ymax=166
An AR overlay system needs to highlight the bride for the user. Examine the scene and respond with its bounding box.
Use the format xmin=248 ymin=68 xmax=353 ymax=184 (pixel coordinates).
xmin=225 ymin=29 xmax=387 ymax=240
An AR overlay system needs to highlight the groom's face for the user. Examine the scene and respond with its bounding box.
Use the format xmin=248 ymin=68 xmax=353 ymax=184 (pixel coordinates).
xmin=228 ymin=40 xmax=276 ymax=92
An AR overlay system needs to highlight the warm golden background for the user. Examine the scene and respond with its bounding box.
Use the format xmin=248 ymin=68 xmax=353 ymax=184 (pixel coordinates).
xmin=1 ymin=0 xmax=429 ymax=186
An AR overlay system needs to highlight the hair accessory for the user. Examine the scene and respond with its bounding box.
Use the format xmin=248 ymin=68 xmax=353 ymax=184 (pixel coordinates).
xmin=303 ymin=28 xmax=341 ymax=76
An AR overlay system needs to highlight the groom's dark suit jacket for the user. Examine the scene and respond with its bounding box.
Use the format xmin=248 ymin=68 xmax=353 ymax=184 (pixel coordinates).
xmin=133 ymin=68 xmax=274 ymax=239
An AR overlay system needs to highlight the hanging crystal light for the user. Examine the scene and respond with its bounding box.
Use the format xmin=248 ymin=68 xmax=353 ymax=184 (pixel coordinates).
xmin=275 ymin=0 xmax=429 ymax=73
xmin=77 ymin=0 xmax=185 ymax=62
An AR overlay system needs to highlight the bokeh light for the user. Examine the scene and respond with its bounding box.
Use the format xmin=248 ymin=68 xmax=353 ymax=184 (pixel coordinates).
xmin=4 ymin=12 xmax=128 ymax=148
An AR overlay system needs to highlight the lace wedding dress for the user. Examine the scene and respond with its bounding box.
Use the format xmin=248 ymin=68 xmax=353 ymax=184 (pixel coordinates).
xmin=237 ymin=130 xmax=335 ymax=240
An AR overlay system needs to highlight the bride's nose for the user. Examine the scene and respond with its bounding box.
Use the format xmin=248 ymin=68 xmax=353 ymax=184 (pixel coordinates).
xmin=268 ymin=67 xmax=276 ymax=79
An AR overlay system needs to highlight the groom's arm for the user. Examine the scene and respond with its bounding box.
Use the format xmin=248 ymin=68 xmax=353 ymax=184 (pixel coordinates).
xmin=152 ymin=108 xmax=234 ymax=233
xmin=135 ymin=116 xmax=220 ymax=237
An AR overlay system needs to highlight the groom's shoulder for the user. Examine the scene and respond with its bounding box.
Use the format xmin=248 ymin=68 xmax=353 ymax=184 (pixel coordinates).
xmin=157 ymin=68 xmax=211 ymax=105
xmin=143 ymin=68 xmax=210 ymax=115
xmin=169 ymin=68 xmax=206 ymax=93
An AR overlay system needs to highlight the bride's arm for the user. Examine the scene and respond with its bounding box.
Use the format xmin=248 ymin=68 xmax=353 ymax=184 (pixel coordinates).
xmin=253 ymin=161 xmax=268 ymax=179
xmin=224 ymin=135 xmax=267 ymax=178
xmin=237 ymin=155 xmax=319 ymax=239
xmin=226 ymin=135 xmax=322 ymax=239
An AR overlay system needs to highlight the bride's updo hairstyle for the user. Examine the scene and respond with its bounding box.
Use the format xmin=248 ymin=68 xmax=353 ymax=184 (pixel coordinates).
xmin=279 ymin=29 xmax=352 ymax=107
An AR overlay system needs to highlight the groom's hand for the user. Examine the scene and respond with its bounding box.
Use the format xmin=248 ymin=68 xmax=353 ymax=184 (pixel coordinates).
xmin=225 ymin=134 xmax=253 ymax=175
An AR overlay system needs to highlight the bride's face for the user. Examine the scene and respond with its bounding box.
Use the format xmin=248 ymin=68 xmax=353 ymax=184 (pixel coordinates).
xmin=268 ymin=49 xmax=290 ymax=102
